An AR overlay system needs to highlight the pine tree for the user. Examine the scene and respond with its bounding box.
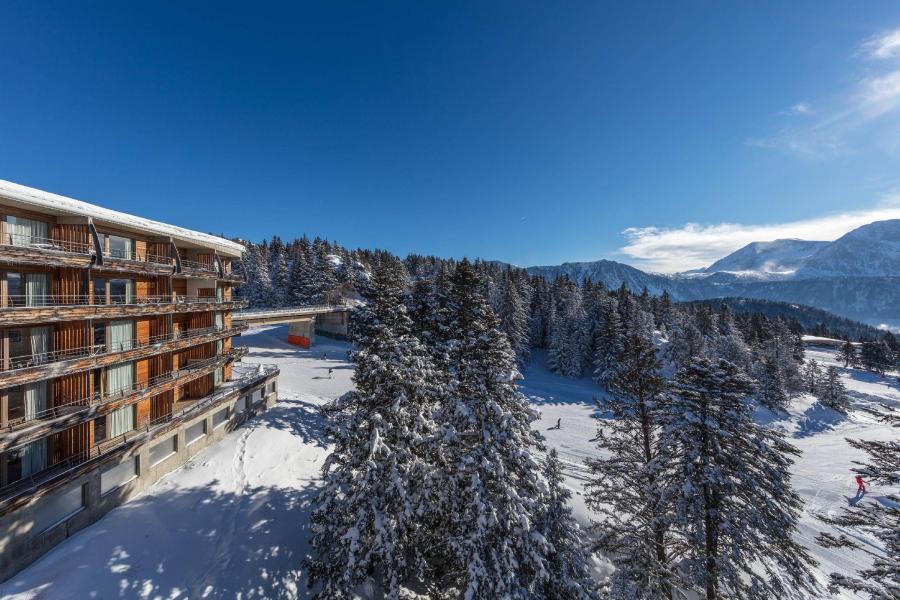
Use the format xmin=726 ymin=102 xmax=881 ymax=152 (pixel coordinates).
xmin=593 ymin=297 xmax=624 ymax=387
xmin=803 ymin=359 xmax=822 ymax=394
xmin=287 ymin=249 xmax=318 ymax=306
xmin=839 ymin=340 xmax=857 ymax=368
xmin=654 ymin=358 xmax=818 ymax=599
xmin=586 ymin=332 xmax=675 ymax=599
xmin=756 ymin=354 xmax=789 ymax=412
xmin=816 ymin=417 xmax=899 ymax=599
xmin=538 ymin=449 xmax=602 ymax=600
xmin=497 ymin=269 xmax=530 ymax=362
xmin=818 ymin=366 xmax=849 ymax=413
xmin=426 ymin=259 xmax=551 ymax=598
xmin=270 ymin=245 xmax=290 ymax=307
xmin=308 ymin=263 xmax=439 ymax=599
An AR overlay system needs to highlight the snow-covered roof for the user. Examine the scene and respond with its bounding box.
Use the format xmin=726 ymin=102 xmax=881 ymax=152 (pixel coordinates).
xmin=0 ymin=179 xmax=245 ymax=257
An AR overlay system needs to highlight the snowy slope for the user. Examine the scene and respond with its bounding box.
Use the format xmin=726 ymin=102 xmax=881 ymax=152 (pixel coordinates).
xmin=2 ymin=329 xmax=896 ymax=599
xmin=797 ymin=219 xmax=900 ymax=278
xmin=703 ymin=239 xmax=828 ymax=276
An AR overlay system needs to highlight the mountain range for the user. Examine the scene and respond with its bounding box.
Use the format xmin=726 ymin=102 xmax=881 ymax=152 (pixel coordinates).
xmin=525 ymin=219 xmax=900 ymax=329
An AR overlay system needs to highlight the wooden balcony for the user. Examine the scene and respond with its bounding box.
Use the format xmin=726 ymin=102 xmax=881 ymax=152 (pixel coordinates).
xmin=0 ymin=362 xmax=279 ymax=512
xmin=0 ymin=324 xmax=248 ymax=389
xmin=0 ymin=295 xmax=249 ymax=326
xmin=0 ymin=347 xmax=249 ymax=452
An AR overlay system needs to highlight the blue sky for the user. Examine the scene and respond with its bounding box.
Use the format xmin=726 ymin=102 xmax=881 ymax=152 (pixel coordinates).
xmin=1 ymin=2 xmax=900 ymax=272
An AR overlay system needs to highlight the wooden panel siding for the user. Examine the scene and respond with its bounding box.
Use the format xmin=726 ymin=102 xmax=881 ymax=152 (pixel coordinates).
xmin=53 ymin=371 xmax=92 ymax=409
xmin=51 ymin=421 xmax=91 ymax=464
xmin=172 ymin=278 xmax=187 ymax=297
xmin=51 ymin=224 xmax=91 ymax=249
xmin=150 ymin=390 xmax=174 ymax=422
xmin=134 ymin=240 xmax=148 ymax=262
xmin=54 ymin=321 xmax=90 ymax=354
xmin=53 ymin=268 xmax=86 ymax=301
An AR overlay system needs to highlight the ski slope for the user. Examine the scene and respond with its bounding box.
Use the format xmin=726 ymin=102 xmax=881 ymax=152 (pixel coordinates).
xmin=1 ymin=328 xmax=896 ymax=599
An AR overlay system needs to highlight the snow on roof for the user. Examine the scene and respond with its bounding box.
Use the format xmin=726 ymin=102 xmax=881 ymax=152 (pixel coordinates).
xmin=0 ymin=179 xmax=246 ymax=257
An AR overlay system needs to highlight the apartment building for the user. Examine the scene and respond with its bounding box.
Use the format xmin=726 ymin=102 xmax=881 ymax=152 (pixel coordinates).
xmin=0 ymin=180 xmax=279 ymax=580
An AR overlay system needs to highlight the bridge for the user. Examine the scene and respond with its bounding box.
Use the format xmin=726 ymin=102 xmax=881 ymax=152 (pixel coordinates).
xmin=234 ymin=304 xmax=353 ymax=348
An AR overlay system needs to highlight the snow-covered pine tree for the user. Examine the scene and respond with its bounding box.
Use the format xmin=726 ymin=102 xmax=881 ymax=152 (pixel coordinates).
xmin=497 ymin=269 xmax=530 ymax=362
xmin=818 ymin=365 xmax=849 ymax=413
xmin=586 ymin=331 xmax=675 ymax=599
xmin=250 ymin=241 xmax=273 ymax=307
xmin=756 ymin=354 xmax=789 ymax=412
xmin=308 ymin=262 xmax=439 ymax=600
xmin=287 ymin=248 xmax=318 ymax=306
xmin=654 ymin=358 xmax=818 ymax=600
xmin=839 ymin=340 xmax=857 ymax=368
xmin=803 ymin=358 xmax=822 ymax=394
xmin=816 ymin=415 xmax=899 ymax=599
xmin=593 ymin=297 xmax=624 ymax=388
xmin=426 ymin=259 xmax=551 ymax=599
xmin=538 ymin=448 xmax=602 ymax=600
xmin=313 ymin=242 xmax=340 ymax=304
xmin=270 ymin=245 xmax=290 ymax=307
xmin=548 ymin=282 xmax=587 ymax=377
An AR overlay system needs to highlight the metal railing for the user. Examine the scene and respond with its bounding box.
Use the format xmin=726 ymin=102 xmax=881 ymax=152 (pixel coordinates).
xmin=2 ymin=353 xmax=238 ymax=430
xmin=105 ymin=247 xmax=173 ymax=266
xmin=3 ymin=232 xmax=94 ymax=255
xmin=0 ymin=294 xmax=241 ymax=309
xmin=2 ymin=325 xmax=240 ymax=372
xmin=0 ymin=361 xmax=278 ymax=500
xmin=179 ymin=258 xmax=218 ymax=274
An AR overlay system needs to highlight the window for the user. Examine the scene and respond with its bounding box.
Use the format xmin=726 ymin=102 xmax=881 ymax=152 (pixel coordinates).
xmin=34 ymin=483 xmax=84 ymax=533
xmin=107 ymin=235 xmax=134 ymax=260
xmin=108 ymin=320 xmax=134 ymax=352
xmin=234 ymin=395 xmax=247 ymax=414
xmin=93 ymin=322 xmax=106 ymax=350
xmin=7 ymin=327 xmax=49 ymax=367
xmin=214 ymin=312 xmax=224 ymax=330
xmin=212 ymin=408 xmax=228 ymax=429
xmin=107 ymin=362 xmax=134 ymax=397
xmin=149 ymin=435 xmax=177 ymax=466
xmin=92 ymin=278 xmax=107 ymax=305
xmin=6 ymin=272 xmax=22 ymax=306
xmin=107 ymin=403 xmax=135 ymax=437
xmin=267 ymin=381 xmax=277 ymax=395
xmin=93 ymin=415 xmax=107 ymax=443
xmin=24 ymin=273 xmax=49 ymax=307
xmin=185 ymin=420 xmax=206 ymax=445
xmin=101 ymin=456 xmax=138 ymax=495
xmin=20 ymin=438 xmax=49 ymax=478
xmin=109 ymin=279 xmax=134 ymax=304
xmin=7 ymin=216 xmax=49 ymax=247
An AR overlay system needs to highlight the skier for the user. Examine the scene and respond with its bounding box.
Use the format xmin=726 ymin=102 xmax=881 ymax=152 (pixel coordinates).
xmin=328 ymin=368 xmax=333 ymax=379
xmin=555 ymin=418 xmax=561 ymax=429
xmin=323 ymin=352 xmax=327 ymax=361
xmin=855 ymin=474 xmax=867 ymax=493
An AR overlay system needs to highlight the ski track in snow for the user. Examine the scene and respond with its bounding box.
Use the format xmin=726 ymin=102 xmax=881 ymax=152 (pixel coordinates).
xmin=0 ymin=330 xmax=896 ymax=599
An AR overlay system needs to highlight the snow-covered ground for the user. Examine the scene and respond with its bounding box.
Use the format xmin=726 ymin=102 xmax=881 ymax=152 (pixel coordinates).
xmin=2 ymin=331 xmax=897 ymax=599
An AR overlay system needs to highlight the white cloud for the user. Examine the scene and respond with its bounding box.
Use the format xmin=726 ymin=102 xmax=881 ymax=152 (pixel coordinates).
xmin=750 ymin=26 xmax=900 ymax=159
xmin=860 ymin=27 xmax=900 ymax=60
xmin=618 ymin=200 xmax=900 ymax=273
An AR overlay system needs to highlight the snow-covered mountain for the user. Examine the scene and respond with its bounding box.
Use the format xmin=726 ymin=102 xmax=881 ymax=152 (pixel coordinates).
xmin=703 ymin=239 xmax=828 ymax=277
xmin=524 ymin=219 xmax=900 ymax=328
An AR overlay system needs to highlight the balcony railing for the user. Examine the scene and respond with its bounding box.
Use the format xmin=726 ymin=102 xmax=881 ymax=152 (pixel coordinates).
xmin=2 ymin=352 xmax=240 ymax=431
xmin=0 ymin=294 xmax=242 ymax=309
xmin=2 ymin=233 xmax=94 ymax=255
xmin=0 ymin=362 xmax=278 ymax=501
xmin=105 ymin=247 xmax=173 ymax=266
xmin=2 ymin=325 xmax=239 ymax=372
xmin=179 ymin=258 xmax=218 ymax=274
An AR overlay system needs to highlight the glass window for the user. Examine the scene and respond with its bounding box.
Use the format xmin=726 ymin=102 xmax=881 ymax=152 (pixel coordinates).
xmin=92 ymin=278 xmax=107 ymax=305
xmin=107 ymin=403 xmax=135 ymax=437
xmin=101 ymin=456 xmax=138 ymax=495
xmin=92 ymin=368 xmax=104 ymax=399
xmin=93 ymin=322 xmax=106 ymax=350
xmin=186 ymin=420 xmax=206 ymax=445
xmin=213 ymin=408 xmax=228 ymax=429
xmin=6 ymin=272 xmax=22 ymax=306
xmin=93 ymin=415 xmax=107 ymax=442
xmin=24 ymin=273 xmax=49 ymax=307
xmin=7 ymin=216 xmax=49 ymax=247
xmin=149 ymin=435 xmax=176 ymax=466
xmin=109 ymin=279 xmax=133 ymax=304
xmin=107 ymin=362 xmax=134 ymax=397
xmin=7 ymin=386 xmax=24 ymax=422
xmin=7 ymin=328 xmax=27 ymax=362
xmin=108 ymin=320 xmax=134 ymax=352
xmin=107 ymin=235 xmax=134 ymax=260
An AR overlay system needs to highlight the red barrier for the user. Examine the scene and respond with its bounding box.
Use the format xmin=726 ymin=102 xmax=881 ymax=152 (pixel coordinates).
xmin=287 ymin=335 xmax=311 ymax=348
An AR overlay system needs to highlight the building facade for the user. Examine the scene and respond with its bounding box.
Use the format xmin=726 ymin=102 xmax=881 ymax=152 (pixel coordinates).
xmin=0 ymin=180 xmax=279 ymax=580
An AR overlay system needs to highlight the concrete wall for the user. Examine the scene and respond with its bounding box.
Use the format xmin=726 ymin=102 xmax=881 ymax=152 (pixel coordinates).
xmin=314 ymin=311 xmax=349 ymax=340
xmin=0 ymin=375 xmax=279 ymax=582
xmin=288 ymin=318 xmax=315 ymax=347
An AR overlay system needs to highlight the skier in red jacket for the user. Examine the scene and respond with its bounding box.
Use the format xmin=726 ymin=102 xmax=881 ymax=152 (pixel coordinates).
xmin=855 ymin=474 xmax=867 ymax=493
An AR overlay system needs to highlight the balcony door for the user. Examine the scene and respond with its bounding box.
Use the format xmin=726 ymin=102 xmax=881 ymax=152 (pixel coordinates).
xmin=7 ymin=216 xmax=49 ymax=247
